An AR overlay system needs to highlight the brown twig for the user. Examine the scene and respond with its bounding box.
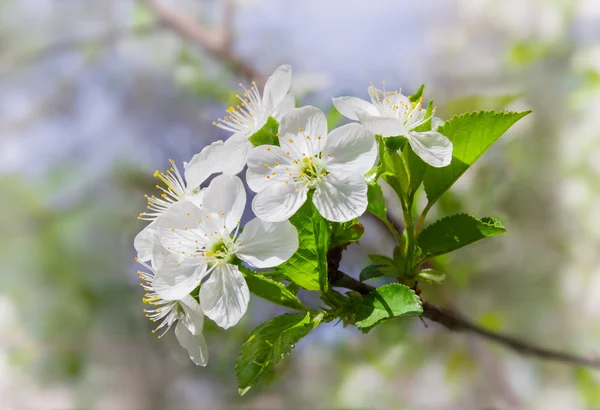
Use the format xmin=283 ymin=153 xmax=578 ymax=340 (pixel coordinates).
xmin=330 ymin=270 xmax=600 ymax=369
xmin=147 ymin=0 xmax=262 ymax=84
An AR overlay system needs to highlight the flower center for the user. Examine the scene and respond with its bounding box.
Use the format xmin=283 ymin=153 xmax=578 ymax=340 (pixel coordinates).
xmin=294 ymin=156 xmax=328 ymax=189
xmin=203 ymin=237 xmax=238 ymax=266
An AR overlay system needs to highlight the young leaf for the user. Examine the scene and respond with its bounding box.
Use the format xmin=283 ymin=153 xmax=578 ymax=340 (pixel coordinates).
xmin=248 ymin=116 xmax=280 ymax=147
xmin=352 ymin=283 xmax=422 ymax=330
xmin=409 ymin=84 xmax=425 ymax=103
xmin=423 ymin=110 xmax=530 ymax=205
xmin=367 ymin=182 xmax=388 ymax=223
xmin=359 ymin=264 xmax=386 ymax=281
xmin=241 ymin=268 xmax=308 ymax=312
xmin=416 ymin=269 xmax=446 ymax=284
xmin=331 ymin=219 xmax=364 ymax=248
xmin=236 ymin=312 xmax=323 ymax=395
xmin=275 ymin=200 xmax=327 ymax=291
xmin=417 ymin=214 xmax=506 ymax=257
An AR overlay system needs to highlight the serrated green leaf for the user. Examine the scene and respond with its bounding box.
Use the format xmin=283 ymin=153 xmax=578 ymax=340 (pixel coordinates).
xmin=423 ymin=110 xmax=530 ymax=206
xmin=353 ymin=283 xmax=422 ymax=330
xmin=248 ymin=116 xmax=280 ymax=147
xmin=418 ymin=214 xmax=506 ymax=257
xmin=241 ymin=268 xmax=308 ymax=312
xmin=359 ymin=264 xmax=386 ymax=281
xmin=409 ymin=84 xmax=425 ymax=103
xmin=275 ymin=200 xmax=325 ymax=291
xmin=367 ymin=182 xmax=388 ymax=223
xmin=236 ymin=312 xmax=322 ymax=395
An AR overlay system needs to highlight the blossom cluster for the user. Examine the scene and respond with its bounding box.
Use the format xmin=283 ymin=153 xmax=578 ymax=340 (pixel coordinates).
xmin=133 ymin=65 xmax=453 ymax=365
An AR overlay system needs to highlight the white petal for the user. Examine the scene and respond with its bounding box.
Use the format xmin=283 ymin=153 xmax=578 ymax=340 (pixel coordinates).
xmin=407 ymin=131 xmax=453 ymax=168
xmin=279 ymin=106 xmax=328 ymax=157
xmin=313 ymin=172 xmax=368 ymax=222
xmin=200 ymin=264 xmax=249 ymax=329
xmin=157 ymin=201 xmax=209 ymax=254
xmin=236 ymin=218 xmax=298 ymax=268
xmin=356 ymin=111 xmax=408 ymax=137
xmin=175 ymin=321 xmax=209 ymax=366
xmin=323 ymin=123 xmax=377 ymax=175
xmin=179 ymin=294 xmax=205 ymax=335
xmin=252 ymin=182 xmax=308 ymax=222
xmin=332 ymin=96 xmax=378 ymax=121
xmin=272 ymin=93 xmax=295 ymax=121
xmin=153 ymin=253 xmax=208 ymax=300
xmin=246 ymin=145 xmax=293 ymax=192
xmin=134 ymin=221 xmax=157 ymax=262
xmin=431 ymin=116 xmax=445 ymax=131
xmin=201 ymin=174 xmax=246 ymax=232
xmin=184 ymin=140 xmax=225 ymax=190
xmin=263 ymin=64 xmax=292 ymax=110
xmin=222 ymin=131 xmax=253 ymax=174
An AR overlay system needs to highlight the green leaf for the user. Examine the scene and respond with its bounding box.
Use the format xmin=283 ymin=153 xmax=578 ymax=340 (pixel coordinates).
xmin=353 ymin=283 xmax=422 ymax=330
xmin=401 ymin=143 xmax=427 ymax=198
xmin=417 ymin=214 xmax=506 ymax=257
xmin=367 ymin=182 xmax=388 ymax=223
xmin=577 ymin=368 xmax=600 ymax=407
xmin=326 ymin=106 xmax=344 ymax=129
xmin=359 ymin=264 xmax=386 ymax=281
xmin=409 ymin=84 xmax=425 ymax=103
xmin=236 ymin=312 xmax=323 ymax=395
xmin=416 ymin=269 xmax=446 ymax=285
xmin=413 ymin=100 xmax=434 ymax=133
xmin=275 ymin=200 xmax=327 ymax=291
xmin=248 ymin=117 xmax=280 ymax=147
xmin=313 ymin=208 xmax=330 ymax=293
xmin=241 ymin=268 xmax=308 ymax=312
xmin=331 ymin=219 xmax=364 ymax=247
xmin=423 ymin=110 xmax=530 ymax=206
xmin=383 ymin=136 xmax=407 ymax=152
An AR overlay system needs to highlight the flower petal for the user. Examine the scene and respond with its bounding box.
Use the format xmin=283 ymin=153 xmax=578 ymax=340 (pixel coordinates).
xmin=201 ymin=174 xmax=246 ymax=232
xmin=279 ymin=106 xmax=328 ymax=157
xmin=246 ymin=145 xmax=293 ymax=192
xmin=236 ymin=218 xmax=298 ymax=268
xmin=313 ymin=172 xmax=368 ymax=222
xmin=179 ymin=294 xmax=205 ymax=334
xmin=272 ymin=93 xmax=295 ymax=121
xmin=153 ymin=253 xmax=208 ymax=300
xmin=323 ymin=123 xmax=377 ymax=176
xmin=407 ymin=131 xmax=453 ymax=168
xmin=175 ymin=321 xmax=209 ymax=366
xmin=252 ymin=182 xmax=308 ymax=222
xmin=221 ymin=131 xmax=253 ymax=174
xmin=184 ymin=140 xmax=226 ymax=190
xmin=431 ymin=116 xmax=444 ymax=131
xmin=200 ymin=264 xmax=249 ymax=329
xmin=157 ymin=201 xmax=209 ymax=254
xmin=356 ymin=111 xmax=408 ymax=137
xmin=134 ymin=221 xmax=158 ymax=262
xmin=263 ymin=64 xmax=292 ymax=110
xmin=332 ymin=96 xmax=378 ymax=121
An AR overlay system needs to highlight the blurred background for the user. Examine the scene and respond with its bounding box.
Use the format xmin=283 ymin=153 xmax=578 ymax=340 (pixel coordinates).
xmin=1 ymin=0 xmax=600 ymax=408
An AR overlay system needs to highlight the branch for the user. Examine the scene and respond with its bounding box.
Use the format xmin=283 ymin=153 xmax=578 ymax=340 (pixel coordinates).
xmin=147 ymin=0 xmax=262 ymax=83
xmin=330 ymin=270 xmax=600 ymax=369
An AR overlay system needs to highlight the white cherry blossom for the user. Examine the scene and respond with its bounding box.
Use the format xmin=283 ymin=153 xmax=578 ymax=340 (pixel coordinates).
xmin=136 ymin=258 xmax=209 ymax=366
xmin=154 ymin=174 xmax=299 ymax=329
xmin=134 ymin=140 xmax=231 ymax=263
xmin=246 ymin=106 xmax=378 ymax=223
xmin=333 ymin=83 xmax=453 ymax=167
xmin=213 ymin=65 xmax=294 ymax=174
